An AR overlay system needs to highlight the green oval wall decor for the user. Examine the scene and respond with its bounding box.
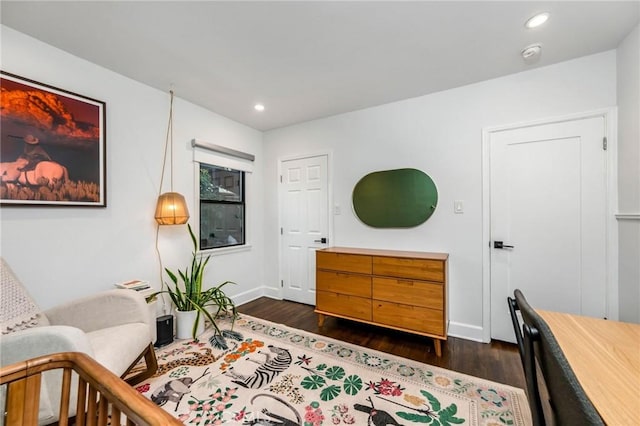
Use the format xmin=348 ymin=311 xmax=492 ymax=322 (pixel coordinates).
xmin=352 ymin=168 xmax=438 ymax=228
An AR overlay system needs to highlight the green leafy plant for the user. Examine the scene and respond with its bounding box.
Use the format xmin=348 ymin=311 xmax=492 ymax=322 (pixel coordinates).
xmin=155 ymin=223 xmax=236 ymax=339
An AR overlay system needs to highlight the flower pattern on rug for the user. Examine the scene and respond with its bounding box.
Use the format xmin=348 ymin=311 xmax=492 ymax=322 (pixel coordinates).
xmin=136 ymin=315 xmax=531 ymax=425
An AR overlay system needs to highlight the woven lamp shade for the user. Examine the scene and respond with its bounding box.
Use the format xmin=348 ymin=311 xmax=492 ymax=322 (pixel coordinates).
xmin=155 ymin=192 xmax=190 ymax=225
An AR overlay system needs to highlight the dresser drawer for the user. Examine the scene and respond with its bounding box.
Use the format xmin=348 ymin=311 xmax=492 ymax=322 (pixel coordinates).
xmin=373 ymin=256 xmax=444 ymax=282
xmin=317 ymin=271 xmax=371 ymax=297
xmin=317 ymin=251 xmax=372 ymax=274
xmin=373 ymin=301 xmax=444 ymax=336
xmin=316 ymin=291 xmax=372 ymax=321
xmin=372 ymin=277 xmax=443 ymax=310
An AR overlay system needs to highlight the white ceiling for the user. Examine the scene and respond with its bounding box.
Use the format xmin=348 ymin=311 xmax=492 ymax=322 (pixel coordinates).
xmin=1 ymin=1 xmax=638 ymax=131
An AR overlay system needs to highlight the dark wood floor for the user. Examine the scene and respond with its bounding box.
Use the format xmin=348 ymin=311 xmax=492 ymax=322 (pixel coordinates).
xmin=237 ymin=297 xmax=525 ymax=389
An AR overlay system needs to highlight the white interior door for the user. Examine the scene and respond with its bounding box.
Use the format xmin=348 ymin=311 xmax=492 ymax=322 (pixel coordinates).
xmin=490 ymin=116 xmax=609 ymax=342
xmin=280 ymin=154 xmax=329 ymax=305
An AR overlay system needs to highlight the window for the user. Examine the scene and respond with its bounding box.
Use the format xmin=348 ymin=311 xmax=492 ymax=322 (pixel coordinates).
xmin=199 ymin=164 xmax=245 ymax=250
xmin=192 ymin=138 xmax=254 ymax=251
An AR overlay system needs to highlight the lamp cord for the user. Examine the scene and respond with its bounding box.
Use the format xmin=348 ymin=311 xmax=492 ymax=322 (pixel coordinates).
xmin=158 ymin=90 xmax=174 ymax=197
xmin=155 ymin=223 xmax=168 ymax=315
xmin=168 ymin=90 xmax=174 ymax=192
xmin=155 ymin=90 xmax=175 ymax=316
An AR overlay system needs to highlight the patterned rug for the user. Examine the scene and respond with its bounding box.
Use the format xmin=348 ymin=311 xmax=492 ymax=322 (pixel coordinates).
xmin=134 ymin=314 xmax=531 ymax=425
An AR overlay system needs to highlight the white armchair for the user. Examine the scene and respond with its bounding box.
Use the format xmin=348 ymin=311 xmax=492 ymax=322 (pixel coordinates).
xmin=0 ymin=258 xmax=157 ymax=425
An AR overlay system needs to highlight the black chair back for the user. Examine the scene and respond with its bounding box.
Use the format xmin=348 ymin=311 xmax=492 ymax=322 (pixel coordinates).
xmin=507 ymin=295 xmax=525 ymax=368
xmin=513 ymin=289 xmax=604 ymax=426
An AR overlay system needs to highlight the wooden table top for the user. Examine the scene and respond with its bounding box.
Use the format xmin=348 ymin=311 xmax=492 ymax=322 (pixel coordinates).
xmin=319 ymin=246 xmax=449 ymax=260
xmin=537 ymin=310 xmax=640 ymax=425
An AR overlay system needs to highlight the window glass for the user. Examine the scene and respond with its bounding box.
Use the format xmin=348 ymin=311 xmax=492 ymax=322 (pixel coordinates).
xmin=199 ymin=164 xmax=245 ymax=249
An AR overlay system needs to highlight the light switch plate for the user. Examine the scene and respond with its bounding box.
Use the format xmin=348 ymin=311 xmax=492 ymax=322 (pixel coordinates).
xmin=454 ymin=200 xmax=464 ymax=214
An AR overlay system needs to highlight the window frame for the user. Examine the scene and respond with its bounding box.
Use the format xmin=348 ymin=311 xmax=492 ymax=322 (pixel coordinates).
xmin=198 ymin=163 xmax=246 ymax=251
xmin=191 ymin=139 xmax=255 ymax=255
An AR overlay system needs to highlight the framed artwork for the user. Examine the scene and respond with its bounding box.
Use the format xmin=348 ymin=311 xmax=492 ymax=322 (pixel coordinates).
xmin=0 ymin=71 xmax=106 ymax=206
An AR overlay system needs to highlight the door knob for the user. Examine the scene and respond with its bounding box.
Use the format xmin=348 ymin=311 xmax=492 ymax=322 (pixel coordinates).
xmin=314 ymin=237 xmax=328 ymax=244
xmin=493 ymin=241 xmax=514 ymax=249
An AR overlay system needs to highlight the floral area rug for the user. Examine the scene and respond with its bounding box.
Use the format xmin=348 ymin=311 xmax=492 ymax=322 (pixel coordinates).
xmin=134 ymin=314 xmax=531 ymax=425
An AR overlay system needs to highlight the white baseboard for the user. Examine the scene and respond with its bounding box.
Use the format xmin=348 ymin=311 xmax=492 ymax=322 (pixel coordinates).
xmin=231 ymin=286 xmax=281 ymax=307
xmin=448 ymin=321 xmax=486 ymax=343
xmin=230 ymin=287 xmax=265 ymax=307
xmin=263 ymin=286 xmax=282 ymax=299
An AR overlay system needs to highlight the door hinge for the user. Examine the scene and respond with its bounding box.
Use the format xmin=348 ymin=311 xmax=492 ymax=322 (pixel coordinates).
xmin=603 ymin=137 xmax=607 ymax=151
xmin=280 ymin=227 xmax=283 ymax=235
xmin=280 ymin=175 xmax=283 ymax=183
xmin=281 ymin=280 xmax=284 ymax=288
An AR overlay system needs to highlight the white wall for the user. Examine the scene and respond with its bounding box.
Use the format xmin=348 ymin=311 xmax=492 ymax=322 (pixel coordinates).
xmin=1 ymin=24 xmax=631 ymax=339
xmin=0 ymin=26 xmax=265 ymax=310
xmin=263 ymin=51 xmax=617 ymax=339
xmin=616 ymin=24 xmax=640 ymax=323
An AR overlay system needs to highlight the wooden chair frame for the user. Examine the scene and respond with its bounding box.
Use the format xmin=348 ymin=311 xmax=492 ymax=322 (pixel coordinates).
xmin=123 ymin=344 xmax=158 ymax=386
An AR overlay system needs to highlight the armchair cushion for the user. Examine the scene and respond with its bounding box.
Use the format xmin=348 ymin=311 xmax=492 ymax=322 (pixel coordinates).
xmin=0 ymin=258 xmax=157 ymax=425
xmin=0 ymin=325 xmax=94 ymax=424
xmin=44 ymin=289 xmax=152 ymax=336
xmin=87 ymin=322 xmax=151 ymax=376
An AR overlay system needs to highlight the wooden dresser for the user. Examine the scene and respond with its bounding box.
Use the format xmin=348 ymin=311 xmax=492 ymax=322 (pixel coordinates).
xmin=315 ymin=247 xmax=448 ymax=356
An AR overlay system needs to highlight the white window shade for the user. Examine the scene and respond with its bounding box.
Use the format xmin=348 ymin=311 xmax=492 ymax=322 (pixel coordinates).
xmin=192 ymin=139 xmax=254 ymax=172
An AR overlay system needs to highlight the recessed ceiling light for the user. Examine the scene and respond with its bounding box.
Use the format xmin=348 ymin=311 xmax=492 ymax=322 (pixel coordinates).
xmin=525 ymin=12 xmax=550 ymax=29
xmin=254 ymin=104 xmax=265 ymax=111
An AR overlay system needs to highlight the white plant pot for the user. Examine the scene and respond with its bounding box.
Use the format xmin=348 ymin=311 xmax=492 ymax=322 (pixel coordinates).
xmin=175 ymin=309 xmax=205 ymax=340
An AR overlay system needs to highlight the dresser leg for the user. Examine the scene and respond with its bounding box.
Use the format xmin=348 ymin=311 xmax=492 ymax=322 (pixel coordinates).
xmin=434 ymin=339 xmax=442 ymax=357
xmin=317 ymin=313 xmax=326 ymax=327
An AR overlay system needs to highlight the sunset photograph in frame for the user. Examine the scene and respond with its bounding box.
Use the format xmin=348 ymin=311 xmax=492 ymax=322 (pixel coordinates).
xmin=0 ymin=71 xmax=106 ymax=206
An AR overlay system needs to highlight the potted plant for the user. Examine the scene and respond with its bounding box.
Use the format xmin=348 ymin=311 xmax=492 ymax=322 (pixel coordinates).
xmin=156 ymin=224 xmax=236 ymax=340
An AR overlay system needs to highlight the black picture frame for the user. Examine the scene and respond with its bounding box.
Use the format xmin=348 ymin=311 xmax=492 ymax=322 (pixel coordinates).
xmin=0 ymin=71 xmax=106 ymax=207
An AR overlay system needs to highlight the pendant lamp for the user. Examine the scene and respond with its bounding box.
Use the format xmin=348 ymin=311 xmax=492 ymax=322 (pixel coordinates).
xmin=155 ymin=90 xmax=189 ymax=225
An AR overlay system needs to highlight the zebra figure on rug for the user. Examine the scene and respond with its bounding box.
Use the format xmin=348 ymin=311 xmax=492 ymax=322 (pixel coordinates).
xmin=227 ymin=345 xmax=292 ymax=389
